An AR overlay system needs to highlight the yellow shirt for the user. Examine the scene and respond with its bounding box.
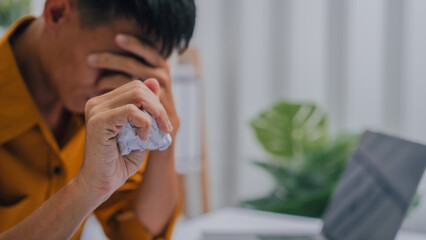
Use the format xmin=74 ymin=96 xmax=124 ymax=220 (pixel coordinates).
xmin=0 ymin=17 xmax=180 ymax=240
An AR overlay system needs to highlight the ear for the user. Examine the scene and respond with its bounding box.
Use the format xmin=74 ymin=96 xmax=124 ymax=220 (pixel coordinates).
xmin=42 ymin=0 xmax=72 ymax=29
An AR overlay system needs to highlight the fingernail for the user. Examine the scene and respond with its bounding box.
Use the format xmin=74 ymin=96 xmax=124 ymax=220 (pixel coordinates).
xmin=88 ymin=54 xmax=97 ymax=64
xmin=117 ymin=34 xmax=128 ymax=44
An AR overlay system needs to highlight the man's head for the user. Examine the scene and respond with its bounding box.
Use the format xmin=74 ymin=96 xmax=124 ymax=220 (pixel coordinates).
xmin=37 ymin=0 xmax=195 ymax=113
xmin=76 ymin=0 xmax=195 ymax=57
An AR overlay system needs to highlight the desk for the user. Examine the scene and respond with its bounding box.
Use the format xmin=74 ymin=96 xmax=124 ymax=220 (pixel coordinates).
xmin=172 ymin=207 xmax=426 ymax=240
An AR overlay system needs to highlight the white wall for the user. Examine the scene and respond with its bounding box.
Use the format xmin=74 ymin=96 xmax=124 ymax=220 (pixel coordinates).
xmin=400 ymin=0 xmax=426 ymax=232
xmin=31 ymin=0 xmax=44 ymax=16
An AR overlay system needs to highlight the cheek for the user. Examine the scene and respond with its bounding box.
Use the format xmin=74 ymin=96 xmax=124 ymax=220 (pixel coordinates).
xmin=49 ymin=41 xmax=102 ymax=113
xmin=60 ymin=66 xmax=101 ymax=113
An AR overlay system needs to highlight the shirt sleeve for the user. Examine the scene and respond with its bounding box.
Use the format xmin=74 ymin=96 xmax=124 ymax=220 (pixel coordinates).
xmin=93 ymin=150 xmax=182 ymax=240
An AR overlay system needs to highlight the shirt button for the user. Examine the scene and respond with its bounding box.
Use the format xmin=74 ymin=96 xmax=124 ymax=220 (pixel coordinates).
xmin=53 ymin=166 xmax=62 ymax=175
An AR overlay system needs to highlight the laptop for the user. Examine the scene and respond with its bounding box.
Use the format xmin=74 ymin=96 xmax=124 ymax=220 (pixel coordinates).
xmin=202 ymin=131 xmax=426 ymax=240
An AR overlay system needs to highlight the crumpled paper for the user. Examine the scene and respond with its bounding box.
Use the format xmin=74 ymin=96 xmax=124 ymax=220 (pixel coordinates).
xmin=117 ymin=111 xmax=172 ymax=155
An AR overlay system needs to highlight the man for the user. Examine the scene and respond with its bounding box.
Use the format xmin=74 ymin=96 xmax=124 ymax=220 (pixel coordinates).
xmin=0 ymin=0 xmax=195 ymax=239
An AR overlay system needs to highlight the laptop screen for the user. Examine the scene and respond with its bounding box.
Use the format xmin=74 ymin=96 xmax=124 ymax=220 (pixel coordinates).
xmin=322 ymin=131 xmax=426 ymax=240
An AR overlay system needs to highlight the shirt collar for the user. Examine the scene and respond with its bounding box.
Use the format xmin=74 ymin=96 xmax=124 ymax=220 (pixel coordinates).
xmin=0 ymin=16 xmax=86 ymax=154
xmin=0 ymin=16 xmax=41 ymax=145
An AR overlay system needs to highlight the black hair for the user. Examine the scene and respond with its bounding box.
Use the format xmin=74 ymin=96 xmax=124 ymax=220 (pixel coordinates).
xmin=76 ymin=0 xmax=196 ymax=57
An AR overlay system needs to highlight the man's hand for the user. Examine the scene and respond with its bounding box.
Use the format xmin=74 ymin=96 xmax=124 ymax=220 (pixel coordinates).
xmin=78 ymin=79 xmax=173 ymax=198
xmin=0 ymin=80 xmax=170 ymax=240
xmin=88 ymin=34 xmax=180 ymax=138
xmin=86 ymin=34 xmax=182 ymax=236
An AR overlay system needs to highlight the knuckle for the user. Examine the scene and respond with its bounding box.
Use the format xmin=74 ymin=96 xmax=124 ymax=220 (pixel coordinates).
xmin=144 ymin=91 xmax=156 ymax=103
xmin=87 ymin=105 xmax=100 ymax=120
xmin=86 ymin=97 xmax=97 ymax=109
xmin=160 ymin=108 xmax=168 ymax=119
xmin=131 ymin=87 xmax=146 ymax=103
xmin=136 ymin=83 xmax=147 ymax=93
xmin=87 ymin=114 xmax=101 ymax=128
xmin=154 ymin=103 xmax=166 ymax=117
xmin=130 ymin=79 xmax=142 ymax=86
xmin=125 ymin=104 xmax=138 ymax=114
xmin=151 ymin=108 xmax=167 ymax=124
xmin=143 ymin=116 xmax=152 ymax=128
xmin=133 ymin=80 xmax=146 ymax=90
xmin=85 ymin=98 xmax=97 ymax=116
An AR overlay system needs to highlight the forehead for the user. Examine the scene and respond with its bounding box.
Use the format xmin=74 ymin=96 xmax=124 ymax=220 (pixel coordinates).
xmin=79 ymin=17 xmax=164 ymax=57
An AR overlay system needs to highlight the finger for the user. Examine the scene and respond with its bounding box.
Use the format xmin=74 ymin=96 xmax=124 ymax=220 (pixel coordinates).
xmin=128 ymin=149 xmax=147 ymax=160
xmin=134 ymin=111 xmax=152 ymax=141
xmin=99 ymin=82 xmax=154 ymax=111
xmin=87 ymin=53 xmax=165 ymax=81
xmin=87 ymin=79 xmax=161 ymax=123
xmin=99 ymin=81 xmax=172 ymax=133
xmin=115 ymin=34 xmax=167 ymax=68
xmin=85 ymin=75 xmax=134 ymax=118
xmin=103 ymin=104 xmax=152 ymax=141
xmin=91 ymin=75 xmax=146 ymax=106
xmin=143 ymin=78 xmax=160 ymax=96
xmin=125 ymin=149 xmax=147 ymax=172
xmin=96 ymin=75 xmax=158 ymax=98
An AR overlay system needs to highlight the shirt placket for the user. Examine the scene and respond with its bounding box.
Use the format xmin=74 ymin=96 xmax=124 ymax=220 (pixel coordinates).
xmin=46 ymin=148 xmax=66 ymax=198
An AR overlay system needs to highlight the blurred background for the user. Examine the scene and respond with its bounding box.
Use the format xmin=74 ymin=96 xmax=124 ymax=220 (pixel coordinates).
xmin=2 ymin=0 xmax=426 ymax=234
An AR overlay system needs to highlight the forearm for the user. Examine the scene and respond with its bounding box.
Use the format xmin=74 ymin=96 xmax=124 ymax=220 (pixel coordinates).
xmin=0 ymin=176 xmax=105 ymax=240
xmin=134 ymin=144 xmax=179 ymax=236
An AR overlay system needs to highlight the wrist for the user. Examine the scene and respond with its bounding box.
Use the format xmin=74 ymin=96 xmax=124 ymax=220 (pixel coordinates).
xmin=70 ymin=173 xmax=110 ymax=208
xmin=147 ymin=146 xmax=176 ymax=173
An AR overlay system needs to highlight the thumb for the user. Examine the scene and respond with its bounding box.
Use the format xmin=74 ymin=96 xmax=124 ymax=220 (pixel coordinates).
xmin=143 ymin=78 xmax=160 ymax=96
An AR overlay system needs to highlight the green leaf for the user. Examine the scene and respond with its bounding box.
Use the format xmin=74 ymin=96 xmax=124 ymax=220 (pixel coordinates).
xmin=246 ymin=100 xmax=420 ymax=218
xmin=245 ymin=100 xmax=360 ymax=217
xmin=0 ymin=0 xmax=31 ymax=27
xmin=253 ymin=162 xmax=300 ymax=199
xmin=251 ymin=101 xmax=328 ymax=160
xmin=300 ymin=134 xmax=360 ymax=185
xmin=241 ymin=185 xmax=335 ymax=218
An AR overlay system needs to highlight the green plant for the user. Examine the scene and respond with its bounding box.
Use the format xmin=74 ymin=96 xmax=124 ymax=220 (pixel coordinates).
xmin=0 ymin=0 xmax=31 ymax=27
xmin=241 ymin=101 xmax=360 ymax=218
